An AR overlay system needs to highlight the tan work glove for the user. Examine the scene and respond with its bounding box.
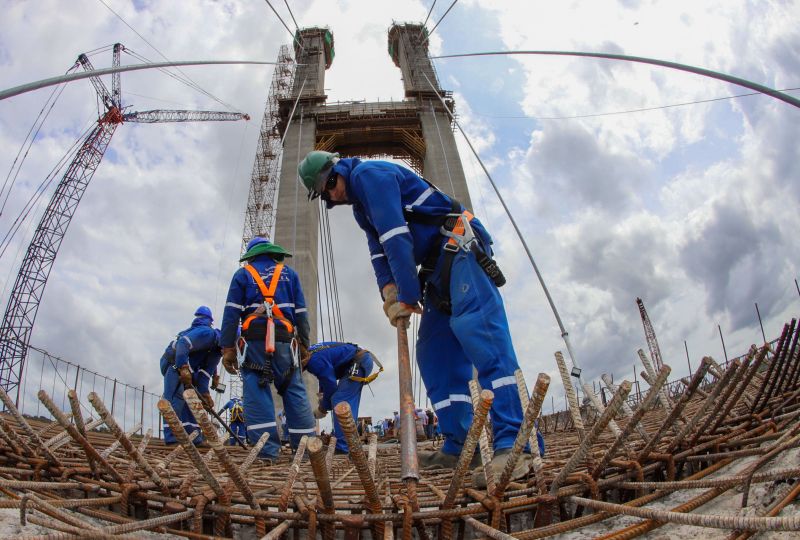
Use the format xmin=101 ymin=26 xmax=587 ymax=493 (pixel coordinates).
xmin=314 ymin=406 xmax=328 ymax=420
xmin=200 ymin=392 xmax=214 ymax=409
xmin=178 ymin=365 xmax=193 ymax=388
xmin=299 ymin=341 xmax=310 ymax=366
xmin=221 ymin=347 xmax=238 ymax=375
xmin=382 ymin=284 xmax=421 ymax=328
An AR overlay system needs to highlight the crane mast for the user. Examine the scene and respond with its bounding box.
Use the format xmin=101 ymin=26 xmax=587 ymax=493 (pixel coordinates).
xmin=637 ymin=297 xmax=664 ymax=371
xmin=0 ymin=43 xmax=248 ymax=404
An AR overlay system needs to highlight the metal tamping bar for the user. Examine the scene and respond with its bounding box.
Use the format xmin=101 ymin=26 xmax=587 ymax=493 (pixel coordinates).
xmin=396 ymin=323 xmax=419 ymax=481
xmin=636 ymin=358 xmax=712 ymax=461
xmin=443 ymin=390 xmax=494 ymax=508
xmin=555 ymin=352 xmax=585 ymax=439
xmin=0 ymin=387 xmax=61 ymax=465
xmin=592 ymin=366 xmax=670 ymax=479
xmin=550 ymin=380 xmax=632 ymax=494
xmin=495 ymin=373 xmax=550 ymax=497
xmin=38 ymin=390 xmax=114 ymax=478
xmin=601 ymin=374 xmax=650 ymax=442
xmin=279 ymin=435 xmax=308 ymax=510
xmin=184 ymin=389 xmax=262 ymax=512
xmin=514 ymin=370 xmax=547 ymax=494
xmin=308 ymin=436 xmax=335 ymax=540
xmin=88 ymin=392 xmax=169 ymax=494
xmin=335 ymin=401 xmax=384 ymax=537
xmin=469 ymin=379 xmax=496 ymax=494
xmin=157 ymin=398 xmax=224 ymax=497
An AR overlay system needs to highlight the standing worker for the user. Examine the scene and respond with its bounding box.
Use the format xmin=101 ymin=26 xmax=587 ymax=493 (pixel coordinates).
xmin=298 ymin=152 xmax=530 ymax=485
xmin=303 ymin=341 xmax=382 ymax=454
xmin=219 ymin=237 xmax=316 ymax=462
xmin=160 ymin=306 xmax=222 ymax=445
xmin=219 ymin=396 xmax=247 ymax=446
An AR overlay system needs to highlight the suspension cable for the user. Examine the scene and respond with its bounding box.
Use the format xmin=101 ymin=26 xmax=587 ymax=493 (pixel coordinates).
xmin=421 ymin=0 xmax=437 ymax=31
xmin=322 ymin=206 xmax=344 ymax=339
xmin=283 ymin=0 xmax=301 ymax=34
xmin=264 ymin=0 xmax=305 ymax=54
xmin=421 ymin=71 xmax=584 ymax=373
xmin=421 ymin=0 xmax=458 ymax=44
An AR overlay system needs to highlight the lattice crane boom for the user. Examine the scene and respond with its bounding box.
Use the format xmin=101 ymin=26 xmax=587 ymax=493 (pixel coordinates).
xmin=637 ymin=297 xmax=664 ymax=371
xmin=0 ymin=43 xmax=249 ymax=404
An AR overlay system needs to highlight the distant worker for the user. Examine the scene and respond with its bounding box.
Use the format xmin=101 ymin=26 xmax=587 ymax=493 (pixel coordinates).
xmin=219 ymin=396 xmax=247 ymax=446
xmin=425 ymin=409 xmax=435 ymax=440
xmin=299 ymin=152 xmax=530 ymax=486
xmin=303 ymin=341 xmax=382 ymax=454
xmin=160 ymin=306 xmax=222 ymax=445
xmin=219 ymin=237 xmax=316 ymax=462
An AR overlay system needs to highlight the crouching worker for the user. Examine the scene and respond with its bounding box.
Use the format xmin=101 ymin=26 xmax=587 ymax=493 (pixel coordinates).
xmin=303 ymin=342 xmax=382 ymax=454
xmin=219 ymin=237 xmax=316 ymax=462
xmin=219 ymin=396 xmax=247 ymax=446
xmin=160 ymin=306 xmax=222 ymax=445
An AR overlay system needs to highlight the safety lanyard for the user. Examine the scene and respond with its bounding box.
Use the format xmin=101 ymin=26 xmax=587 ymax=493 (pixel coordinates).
xmin=348 ymin=350 xmax=384 ymax=384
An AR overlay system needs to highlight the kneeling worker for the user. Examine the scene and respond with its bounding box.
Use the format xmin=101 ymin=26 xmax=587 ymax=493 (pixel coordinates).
xmin=304 ymin=341 xmax=382 ymax=454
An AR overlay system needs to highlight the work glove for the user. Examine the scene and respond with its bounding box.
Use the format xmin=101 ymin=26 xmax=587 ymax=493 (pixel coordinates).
xmin=299 ymin=341 xmax=310 ymax=366
xmin=178 ymin=365 xmax=193 ymax=388
xmin=200 ymin=392 xmax=214 ymax=409
xmin=221 ymin=347 xmax=238 ymax=375
xmin=314 ymin=406 xmax=328 ymax=420
xmin=381 ymin=284 xmax=421 ymax=328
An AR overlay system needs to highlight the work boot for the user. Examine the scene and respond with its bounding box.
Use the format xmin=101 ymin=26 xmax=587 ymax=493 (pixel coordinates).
xmin=472 ymin=449 xmax=532 ymax=489
xmin=418 ymin=449 xmax=481 ymax=470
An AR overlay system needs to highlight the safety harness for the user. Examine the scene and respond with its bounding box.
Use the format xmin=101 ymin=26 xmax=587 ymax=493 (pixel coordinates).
xmin=230 ymin=402 xmax=245 ymax=423
xmin=239 ymin=263 xmax=301 ymax=394
xmin=405 ymin=188 xmax=506 ymax=315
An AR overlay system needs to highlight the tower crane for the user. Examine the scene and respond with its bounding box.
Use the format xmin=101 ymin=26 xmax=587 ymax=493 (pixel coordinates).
xmin=0 ymin=43 xmax=249 ymax=404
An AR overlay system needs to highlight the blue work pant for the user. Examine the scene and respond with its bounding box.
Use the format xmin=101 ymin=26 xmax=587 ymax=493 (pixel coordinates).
xmin=229 ymin=421 xmax=247 ymax=445
xmin=242 ymin=340 xmax=315 ymax=459
xmin=417 ymin=245 xmax=524 ymax=456
xmin=331 ymin=354 xmax=374 ymax=453
xmin=162 ymin=367 xmax=204 ymax=445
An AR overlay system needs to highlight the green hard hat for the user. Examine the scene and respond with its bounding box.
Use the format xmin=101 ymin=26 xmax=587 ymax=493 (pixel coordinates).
xmin=240 ymin=237 xmax=292 ymax=262
xmin=297 ymin=150 xmax=339 ymax=200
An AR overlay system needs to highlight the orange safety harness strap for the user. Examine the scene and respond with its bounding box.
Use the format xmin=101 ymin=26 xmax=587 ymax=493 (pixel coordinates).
xmin=241 ymin=263 xmax=294 ymax=333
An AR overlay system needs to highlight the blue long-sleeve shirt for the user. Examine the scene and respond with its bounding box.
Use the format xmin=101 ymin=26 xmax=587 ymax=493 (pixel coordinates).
xmin=166 ymin=316 xmax=219 ymax=370
xmin=220 ymin=254 xmax=310 ymax=349
xmin=331 ymin=158 xmax=492 ymax=305
xmin=304 ymin=342 xmax=361 ymax=411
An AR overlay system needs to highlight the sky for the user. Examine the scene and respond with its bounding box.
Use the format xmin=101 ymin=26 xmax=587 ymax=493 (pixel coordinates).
xmin=0 ymin=0 xmax=798 ymax=434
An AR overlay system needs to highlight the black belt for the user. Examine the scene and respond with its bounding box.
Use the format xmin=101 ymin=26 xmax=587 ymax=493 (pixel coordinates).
xmin=241 ymin=318 xmax=295 ymax=342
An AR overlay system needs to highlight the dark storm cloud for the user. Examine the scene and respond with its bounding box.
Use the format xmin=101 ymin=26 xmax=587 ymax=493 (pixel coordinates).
xmin=527 ymin=122 xmax=650 ymax=214
xmin=679 ymin=201 xmax=788 ymax=330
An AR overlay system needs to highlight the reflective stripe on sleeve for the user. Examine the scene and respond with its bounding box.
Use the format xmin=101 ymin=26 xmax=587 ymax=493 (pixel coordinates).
xmin=296 ymin=307 xmax=307 ymax=313
xmin=225 ymin=302 xmax=245 ymax=310
xmin=198 ymin=369 xmax=211 ymax=380
xmin=404 ymin=187 xmax=434 ymax=211
xmin=379 ymin=225 xmax=410 ymax=244
xmin=276 ymin=303 xmax=295 ymax=309
xmin=371 ymin=253 xmax=386 ymax=260
xmin=181 ymin=336 xmax=193 ymax=349
xmin=491 ymin=376 xmax=517 ymax=390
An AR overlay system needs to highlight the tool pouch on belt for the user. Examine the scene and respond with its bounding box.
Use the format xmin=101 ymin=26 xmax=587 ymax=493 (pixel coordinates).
xmin=241 ymin=358 xmax=274 ymax=388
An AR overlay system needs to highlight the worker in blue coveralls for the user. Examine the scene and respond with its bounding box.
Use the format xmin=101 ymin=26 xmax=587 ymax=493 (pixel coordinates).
xmin=219 ymin=237 xmax=316 ymax=462
xmin=219 ymin=396 xmax=247 ymax=446
xmin=160 ymin=306 xmax=222 ymax=445
xmin=299 ymin=152 xmax=541 ymax=487
xmin=303 ymin=342 xmax=382 ymax=454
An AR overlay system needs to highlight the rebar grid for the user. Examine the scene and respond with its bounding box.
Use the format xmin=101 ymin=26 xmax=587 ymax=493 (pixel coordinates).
xmin=0 ymin=327 xmax=797 ymax=538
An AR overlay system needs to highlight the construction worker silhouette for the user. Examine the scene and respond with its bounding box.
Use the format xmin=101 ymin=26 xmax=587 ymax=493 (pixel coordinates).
xmin=160 ymin=306 xmax=221 ymax=445
xmin=220 ymin=396 xmax=247 ymax=446
xmin=299 ymin=152 xmax=529 ymax=486
xmin=219 ymin=237 xmax=315 ymax=461
xmin=303 ymin=341 xmax=382 ymax=453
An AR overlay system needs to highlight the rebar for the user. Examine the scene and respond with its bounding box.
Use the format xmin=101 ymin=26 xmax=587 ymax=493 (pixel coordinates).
xmin=468 ymin=379 xmax=495 ymax=494
xmin=308 ymin=436 xmax=335 ymax=540
xmin=601 ymin=373 xmax=650 ymax=441
xmin=513 ymin=369 xmax=547 ymax=494
xmin=1 ymin=387 xmax=61 ymax=465
xmin=555 ymin=351 xmax=585 ymax=439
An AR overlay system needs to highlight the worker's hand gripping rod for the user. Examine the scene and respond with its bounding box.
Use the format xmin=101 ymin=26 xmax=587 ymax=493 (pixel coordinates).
xmin=397 ymin=320 xmax=419 ymax=482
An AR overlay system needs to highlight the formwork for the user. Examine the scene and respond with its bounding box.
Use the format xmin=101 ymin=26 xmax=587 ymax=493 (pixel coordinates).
xmin=0 ymin=319 xmax=798 ymax=538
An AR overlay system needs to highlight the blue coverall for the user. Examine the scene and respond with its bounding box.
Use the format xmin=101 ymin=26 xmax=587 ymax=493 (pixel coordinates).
xmin=304 ymin=342 xmax=374 ymax=453
xmin=329 ymin=157 xmax=526 ymax=457
xmin=221 ymin=398 xmax=247 ymax=445
xmin=160 ymin=315 xmax=221 ymax=444
xmin=220 ymin=254 xmax=315 ymax=459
